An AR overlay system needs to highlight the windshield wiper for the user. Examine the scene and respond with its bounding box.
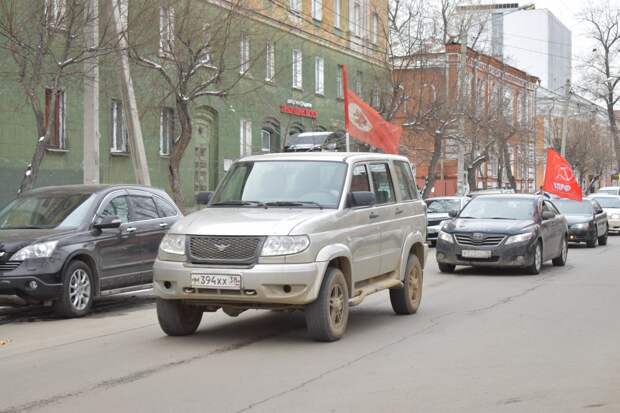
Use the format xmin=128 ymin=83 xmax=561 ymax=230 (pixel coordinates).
xmin=211 ymin=200 xmax=265 ymax=207
xmin=487 ymin=217 xmax=517 ymax=220
xmin=1 ymin=225 xmax=50 ymax=229
xmin=264 ymin=201 xmax=324 ymax=209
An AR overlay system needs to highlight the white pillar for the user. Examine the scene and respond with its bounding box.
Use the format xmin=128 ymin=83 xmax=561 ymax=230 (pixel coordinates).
xmin=83 ymin=0 xmax=100 ymax=184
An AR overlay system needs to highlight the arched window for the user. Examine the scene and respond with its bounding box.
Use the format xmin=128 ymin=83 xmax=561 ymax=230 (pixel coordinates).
xmin=261 ymin=117 xmax=281 ymax=153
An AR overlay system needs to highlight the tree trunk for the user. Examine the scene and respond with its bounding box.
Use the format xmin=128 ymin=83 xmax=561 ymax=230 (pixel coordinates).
xmin=168 ymin=99 xmax=193 ymax=210
xmin=421 ymin=133 xmax=443 ymax=199
xmin=497 ymin=148 xmax=504 ymax=189
xmin=503 ymin=144 xmax=517 ymax=190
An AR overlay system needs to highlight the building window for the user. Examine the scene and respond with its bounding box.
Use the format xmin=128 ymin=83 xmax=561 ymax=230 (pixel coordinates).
xmin=240 ymin=32 xmax=250 ymax=74
xmin=334 ymin=0 xmax=341 ymax=29
xmin=371 ymin=85 xmax=380 ymax=108
xmin=315 ymin=56 xmax=325 ymax=95
xmin=44 ymin=88 xmax=66 ymax=149
xmin=371 ymin=13 xmax=379 ymax=44
xmin=159 ymin=6 xmax=175 ymax=58
xmin=45 ymin=0 xmax=66 ymax=29
xmin=290 ymin=0 xmax=301 ymax=14
xmin=265 ymin=41 xmax=275 ymax=82
xmin=353 ymin=1 xmax=362 ymax=37
xmin=355 ymin=71 xmax=363 ymax=96
xmin=261 ymin=129 xmax=271 ymax=152
xmin=240 ymin=119 xmax=252 ymax=157
xmin=336 ymin=66 xmax=344 ymax=99
xmin=160 ymin=107 xmax=175 ymax=156
xmin=312 ymin=0 xmax=322 ymax=21
xmin=292 ymin=49 xmax=303 ymax=89
xmin=110 ymin=99 xmax=127 ymax=153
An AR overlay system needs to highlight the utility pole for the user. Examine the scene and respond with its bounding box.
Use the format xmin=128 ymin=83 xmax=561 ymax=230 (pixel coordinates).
xmin=110 ymin=0 xmax=151 ymax=185
xmin=83 ymin=0 xmax=100 ymax=184
xmin=456 ymin=30 xmax=467 ymax=195
xmin=560 ymin=78 xmax=571 ymax=158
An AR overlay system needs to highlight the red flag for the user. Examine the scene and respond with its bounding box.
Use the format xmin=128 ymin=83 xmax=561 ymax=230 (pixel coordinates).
xmin=543 ymin=148 xmax=582 ymax=201
xmin=342 ymin=65 xmax=402 ymax=154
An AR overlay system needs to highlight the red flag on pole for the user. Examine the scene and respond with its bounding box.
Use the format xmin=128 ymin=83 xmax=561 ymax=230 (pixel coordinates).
xmin=543 ymin=148 xmax=582 ymax=201
xmin=341 ymin=65 xmax=402 ymax=154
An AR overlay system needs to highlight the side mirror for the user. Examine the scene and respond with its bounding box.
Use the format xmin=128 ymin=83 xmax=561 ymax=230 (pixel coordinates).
xmin=348 ymin=191 xmax=376 ymax=208
xmin=542 ymin=210 xmax=555 ymax=220
xmin=448 ymin=209 xmax=459 ymax=218
xmin=196 ymin=191 xmax=214 ymax=205
xmin=94 ymin=215 xmax=122 ymax=230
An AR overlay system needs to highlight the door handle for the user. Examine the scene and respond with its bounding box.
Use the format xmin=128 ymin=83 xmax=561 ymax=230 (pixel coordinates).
xmin=395 ymin=208 xmax=404 ymax=216
xmin=159 ymin=223 xmax=168 ymax=229
xmin=125 ymin=227 xmax=137 ymax=233
xmin=369 ymin=212 xmax=380 ymax=219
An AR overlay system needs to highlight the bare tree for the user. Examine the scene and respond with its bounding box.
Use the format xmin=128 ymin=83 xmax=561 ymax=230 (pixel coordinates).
xmin=579 ymin=1 xmax=620 ymax=172
xmin=0 ymin=0 xmax=118 ymax=194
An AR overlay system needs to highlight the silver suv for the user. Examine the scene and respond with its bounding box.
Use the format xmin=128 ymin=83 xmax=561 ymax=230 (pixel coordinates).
xmin=153 ymin=152 xmax=427 ymax=341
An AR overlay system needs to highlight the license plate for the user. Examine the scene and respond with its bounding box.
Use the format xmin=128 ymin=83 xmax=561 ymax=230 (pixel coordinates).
xmin=191 ymin=273 xmax=241 ymax=290
xmin=462 ymin=249 xmax=492 ymax=259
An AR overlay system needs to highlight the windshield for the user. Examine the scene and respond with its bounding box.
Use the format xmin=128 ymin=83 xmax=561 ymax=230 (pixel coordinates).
xmin=211 ymin=161 xmax=347 ymax=208
xmin=552 ymin=199 xmax=593 ymax=215
xmin=598 ymin=189 xmax=619 ymax=195
xmin=425 ymin=199 xmax=461 ymax=213
xmin=0 ymin=193 xmax=96 ymax=230
xmin=458 ymin=197 xmax=535 ymax=220
xmin=589 ymin=197 xmax=620 ymax=209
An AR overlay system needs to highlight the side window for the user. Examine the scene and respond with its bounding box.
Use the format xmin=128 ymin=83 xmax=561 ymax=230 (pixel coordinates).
xmin=130 ymin=196 xmax=159 ymax=221
xmin=154 ymin=196 xmax=178 ymax=217
xmin=394 ymin=160 xmax=418 ymax=201
xmin=543 ymin=201 xmax=557 ymax=216
xmin=350 ymin=164 xmax=370 ymax=192
xmin=100 ymin=195 xmax=130 ymax=224
xmin=369 ymin=163 xmax=395 ymax=204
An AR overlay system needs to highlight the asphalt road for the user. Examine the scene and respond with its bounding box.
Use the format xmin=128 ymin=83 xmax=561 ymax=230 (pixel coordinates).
xmin=1 ymin=238 xmax=619 ymax=413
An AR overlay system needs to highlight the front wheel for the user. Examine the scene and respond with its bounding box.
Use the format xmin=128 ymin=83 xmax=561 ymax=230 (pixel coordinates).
xmin=526 ymin=242 xmax=543 ymax=275
xmin=586 ymin=236 xmax=597 ymax=248
xmin=390 ymin=254 xmax=423 ymax=315
xmin=157 ymin=298 xmax=203 ymax=336
xmin=552 ymin=236 xmax=568 ymax=267
xmin=53 ymin=260 xmax=94 ymax=318
xmin=598 ymin=227 xmax=608 ymax=246
xmin=438 ymin=262 xmax=455 ymax=273
xmin=304 ymin=267 xmax=349 ymax=342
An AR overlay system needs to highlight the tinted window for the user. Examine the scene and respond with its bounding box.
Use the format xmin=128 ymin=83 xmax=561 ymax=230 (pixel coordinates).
xmin=459 ymin=197 xmax=536 ymax=220
xmin=369 ymin=163 xmax=395 ymax=204
xmin=426 ymin=198 xmax=462 ymax=213
xmin=351 ymin=164 xmax=370 ymax=192
xmin=100 ymin=196 xmax=130 ymax=224
xmin=0 ymin=193 xmax=95 ymax=229
xmin=155 ymin=197 xmax=178 ymax=217
xmin=553 ymin=199 xmax=594 ymax=215
xmin=542 ymin=201 xmax=557 ymax=216
xmin=130 ymin=196 xmax=159 ymax=221
xmin=590 ymin=197 xmax=620 ymax=208
xmin=394 ymin=161 xmax=417 ymax=200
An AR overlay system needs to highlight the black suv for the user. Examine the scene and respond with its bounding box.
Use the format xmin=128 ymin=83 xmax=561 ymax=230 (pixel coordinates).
xmin=0 ymin=185 xmax=181 ymax=317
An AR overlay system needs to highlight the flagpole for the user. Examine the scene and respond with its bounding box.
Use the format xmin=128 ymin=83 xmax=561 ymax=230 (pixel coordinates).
xmin=342 ymin=65 xmax=351 ymax=152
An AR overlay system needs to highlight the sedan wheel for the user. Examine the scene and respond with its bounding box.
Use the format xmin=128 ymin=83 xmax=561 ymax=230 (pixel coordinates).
xmin=552 ymin=237 xmax=568 ymax=267
xmin=305 ymin=268 xmax=349 ymax=342
xmin=53 ymin=260 xmax=94 ymax=318
xmin=526 ymin=242 xmax=542 ymax=275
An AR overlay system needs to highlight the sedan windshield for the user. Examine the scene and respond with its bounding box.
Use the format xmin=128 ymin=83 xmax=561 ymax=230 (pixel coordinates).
xmin=0 ymin=193 xmax=96 ymax=230
xmin=553 ymin=199 xmax=593 ymax=215
xmin=590 ymin=197 xmax=620 ymax=209
xmin=426 ymin=199 xmax=461 ymax=213
xmin=458 ymin=197 xmax=535 ymax=220
xmin=211 ymin=161 xmax=347 ymax=208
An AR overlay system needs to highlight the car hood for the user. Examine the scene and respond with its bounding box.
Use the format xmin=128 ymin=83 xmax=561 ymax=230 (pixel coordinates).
xmin=171 ymin=207 xmax=329 ymax=236
xmin=603 ymin=208 xmax=620 ymax=215
xmin=0 ymin=228 xmax=76 ymax=257
xmin=564 ymin=214 xmax=593 ymax=225
xmin=443 ymin=218 xmax=536 ymax=235
xmin=427 ymin=212 xmax=450 ymax=221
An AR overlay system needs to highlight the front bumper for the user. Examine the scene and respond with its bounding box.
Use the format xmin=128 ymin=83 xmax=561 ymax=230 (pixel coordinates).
xmin=153 ymin=260 xmax=329 ymax=307
xmin=567 ymin=227 xmax=596 ymax=243
xmin=0 ymin=273 xmax=62 ymax=300
xmin=608 ymin=217 xmax=620 ymax=232
xmin=436 ymin=238 xmax=536 ymax=268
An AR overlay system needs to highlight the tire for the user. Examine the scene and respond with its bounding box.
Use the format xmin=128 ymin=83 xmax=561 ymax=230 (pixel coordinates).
xmin=586 ymin=236 xmax=597 ymax=248
xmin=390 ymin=254 xmax=423 ymax=315
xmin=304 ymin=267 xmax=349 ymax=342
xmin=526 ymin=241 xmax=543 ymax=275
xmin=157 ymin=298 xmax=203 ymax=336
xmin=598 ymin=227 xmax=608 ymax=246
xmin=552 ymin=236 xmax=568 ymax=267
xmin=53 ymin=260 xmax=94 ymax=318
xmin=438 ymin=262 xmax=455 ymax=273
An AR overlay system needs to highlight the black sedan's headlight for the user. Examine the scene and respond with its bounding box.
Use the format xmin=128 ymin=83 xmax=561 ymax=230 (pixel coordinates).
xmin=570 ymin=222 xmax=592 ymax=230
xmin=505 ymin=232 xmax=535 ymax=245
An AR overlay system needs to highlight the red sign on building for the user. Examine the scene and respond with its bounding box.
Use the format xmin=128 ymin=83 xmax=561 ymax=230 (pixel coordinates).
xmin=280 ymin=104 xmax=318 ymax=119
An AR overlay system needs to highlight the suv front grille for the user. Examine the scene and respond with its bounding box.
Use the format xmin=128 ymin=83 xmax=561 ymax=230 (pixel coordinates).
xmin=189 ymin=236 xmax=264 ymax=265
xmin=0 ymin=261 xmax=22 ymax=273
xmin=454 ymin=233 xmax=505 ymax=247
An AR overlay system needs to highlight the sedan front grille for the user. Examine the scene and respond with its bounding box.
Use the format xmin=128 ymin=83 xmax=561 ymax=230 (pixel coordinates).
xmin=454 ymin=233 xmax=505 ymax=247
xmin=0 ymin=261 xmax=22 ymax=273
xmin=189 ymin=236 xmax=264 ymax=265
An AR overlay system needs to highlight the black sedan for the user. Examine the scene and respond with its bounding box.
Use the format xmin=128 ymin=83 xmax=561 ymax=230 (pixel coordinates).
xmin=0 ymin=185 xmax=181 ymax=317
xmin=551 ymin=198 xmax=608 ymax=247
xmin=436 ymin=194 xmax=568 ymax=275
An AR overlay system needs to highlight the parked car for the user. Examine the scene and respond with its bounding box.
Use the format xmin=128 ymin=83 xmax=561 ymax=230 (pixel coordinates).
xmin=551 ymin=198 xmax=608 ymax=247
xmin=587 ymin=194 xmax=620 ymax=234
xmin=596 ymin=186 xmax=620 ymax=196
xmin=153 ymin=152 xmax=428 ymax=342
xmin=424 ymin=196 xmax=469 ymax=246
xmin=0 ymin=185 xmax=181 ymax=317
xmin=436 ymin=194 xmax=568 ymax=275
xmin=466 ymin=188 xmax=516 ymax=198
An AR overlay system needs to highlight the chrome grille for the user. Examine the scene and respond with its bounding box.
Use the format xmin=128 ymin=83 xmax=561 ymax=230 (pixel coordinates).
xmin=189 ymin=236 xmax=264 ymax=265
xmin=454 ymin=233 xmax=505 ymax=247
xmin=0 ymin=261 xmax=22 ymax=273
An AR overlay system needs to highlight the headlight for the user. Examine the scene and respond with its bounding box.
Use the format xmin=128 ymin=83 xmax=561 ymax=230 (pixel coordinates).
xmin=159 ymin=234 xmax=186 ymax=255
xmin=11 ymin=241 xmax=58 ymax=261
xmin=611 ymin=214 xmax=620 ymax=220
xmin=437 ymin=231 xmax=454 ymax=244
xmin=261 ymin=235 xmax=310 ymax=256
xmin=505 ymin=232 xmax=535 ymax=245
xmin=571 ymin=223 xmax=590 ymax=230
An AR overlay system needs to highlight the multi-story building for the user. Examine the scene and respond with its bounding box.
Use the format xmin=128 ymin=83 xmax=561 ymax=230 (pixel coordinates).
xmin=394 ymin=43 xmax=539 ymax=196
xmin=0 ymin=0 xmax=389 ymax=207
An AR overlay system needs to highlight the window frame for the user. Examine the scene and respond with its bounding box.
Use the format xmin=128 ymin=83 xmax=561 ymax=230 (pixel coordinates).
xmin=159 ymin=6 xmax=175 ymax=58
xmin=315 ymin=56 xmax=325 ymax=95
xmin=292 ymin=49 xmax=303 ymax=89
xmin=240 ymin=119 xmax=252 ymax=157
xmin=44 ymin=88 xmax=67 ymax=150
xmin=154 ymin=195 xmax=179 ymax=218
xmin=95 ymin=192 xmax=131 ymax=225
xmin=110 ymin=98 xmax=128 ymax=154
xmin=311 ymin=0 xmax=323 ymax=21
xmin=265 ymin=41 xmax=275 ymax=82
xmin=368 ymin=162 xmax=397 ymax=205
xmin=334 ymin=0 xmax=341 ymax=29
xmin=240 ymin=31 xmax=250 ymax=75
xmin=128 ymin=194 xmax=160 ymax=223
xmin=394 ymin=160 xmax=419 ymax=201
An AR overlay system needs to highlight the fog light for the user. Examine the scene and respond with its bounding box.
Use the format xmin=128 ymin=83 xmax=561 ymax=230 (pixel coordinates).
xmin=163 ymin=281 xmax=172 ymax=289
xmin=27 ymin=280 xmax=38 ymax=290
